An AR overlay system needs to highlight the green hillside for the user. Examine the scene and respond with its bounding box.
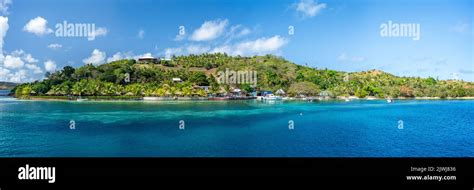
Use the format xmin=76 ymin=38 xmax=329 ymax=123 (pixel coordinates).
xmin=12 ymin=53 xmax=474 ymax=98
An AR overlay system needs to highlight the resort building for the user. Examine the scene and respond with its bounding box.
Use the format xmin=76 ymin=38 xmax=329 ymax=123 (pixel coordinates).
xmin=231 ymin=88 xmax=243 ymax=97
xmin=275 ymin=89 xmax=285 ymax=96
xmin=194 ymin=85 xmax=210 ymax=93
xmin=260 ymin=90 xmax=273 ymax=96
xmin=138 ymin=56 xmax=158 ymax=63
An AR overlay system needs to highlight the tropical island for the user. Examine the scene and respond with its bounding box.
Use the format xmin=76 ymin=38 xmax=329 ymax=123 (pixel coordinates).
xmin=11 ymin=53 xmax=474 ymax=100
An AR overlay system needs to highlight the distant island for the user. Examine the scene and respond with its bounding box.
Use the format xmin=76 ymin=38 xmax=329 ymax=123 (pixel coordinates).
xmin=11 ymin=53 xmax=474 ymax=100
xmin=0 ymin=82 xmax=18 ymax=90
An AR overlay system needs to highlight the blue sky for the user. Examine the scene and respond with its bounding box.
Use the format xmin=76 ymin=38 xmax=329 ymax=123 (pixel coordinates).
xmin=0 ymin=0 xmax=472 ymax=83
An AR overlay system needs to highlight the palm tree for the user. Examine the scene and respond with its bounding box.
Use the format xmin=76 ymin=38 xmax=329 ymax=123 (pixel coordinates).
xmin=182 ymin=85 xmax=193 ymax=97
xmin=154 ymin=88 xmax=166 ymax=97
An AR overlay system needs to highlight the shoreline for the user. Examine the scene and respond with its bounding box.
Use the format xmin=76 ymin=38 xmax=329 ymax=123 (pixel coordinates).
xmin=6 ymin=95 xmax=474 ymax=102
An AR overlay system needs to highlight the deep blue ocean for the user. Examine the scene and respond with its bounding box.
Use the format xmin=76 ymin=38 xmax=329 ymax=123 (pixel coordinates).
xmin=0 ymin=92 xmax=473 ymax=157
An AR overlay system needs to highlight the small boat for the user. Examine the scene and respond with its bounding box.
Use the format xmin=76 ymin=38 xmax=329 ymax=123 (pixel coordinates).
xmin=386 ymin=99 xmax=393 ymax=103
xmin=263 ymin=94 xmax=282 ymax=101
xmin=76 ymin=98 xmax=88 ymax=102
xmin=344 ymin=98 xmax=350 ymax=102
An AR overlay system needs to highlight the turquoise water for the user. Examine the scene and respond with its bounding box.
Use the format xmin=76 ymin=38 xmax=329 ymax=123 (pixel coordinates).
xmin=0 ymin=96 xmax=473 ymax=157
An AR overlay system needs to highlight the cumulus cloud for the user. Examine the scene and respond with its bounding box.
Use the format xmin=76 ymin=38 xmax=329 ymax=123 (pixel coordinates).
xmin=164 ymin=35 xmax=288 ymax=57
xmin=337 ymin=53 xmax=366 ymax=63
xmin=190 ymin=19 xmax=228 ymax=41
xmin=83 ymin=49 xmax=106 ymax=65
xmin=0 ymin=0 xmax=12 ymax=15
xmin=106 ymin=52 xmax=126 ymax=63
xmin=106 ymin=52 xmax=153 ymax=62
xmin=165 ymin=18 xmax=288 ymax=57
xmin=164 ymin=47 xmax=183 ymax=59
xmin=89 ymin=27 xmax=108 ymax=39
xmin=186 ymin=44 xmax=210 ymax=55
xmin=44 ymin=60 xmax=57 ymax=72
xmin=174 ymin=33 xmax=186 ymax=41
xmin=0 ymin=16 xmax=43 ymax=83
xmin=23 ymin=16 xmax=53 ymax=36
xmin=0 ymin=16 xmax=8 ymax=52
xmin=24 ymin=54 xmax=38 ymax=63
xmin=294 ymin=0 xmax=326 ymax=18
xmin=212 ymin=35 xmax=288 ymax=56
xmin=0 ymin=49 xmax=43 ymax=82
xmin=47 ymin=43 xmax=62 ymax=50
xmin=10 ymin=49 xmax=38 ymax=63
xmin=0 ymin=66 xmax=10 ymax=79
xmin=224 ymin=24 xmax=251 ymax=43
xmin=8 ymin=69 xmax=27 ymax=83
xmin=25 ymin=63 xmax=42 ymax=74
xmin=230 ymin=25 xmax=251 ymax=37
xmin=3 ymin=55 xmax=24 ymax=69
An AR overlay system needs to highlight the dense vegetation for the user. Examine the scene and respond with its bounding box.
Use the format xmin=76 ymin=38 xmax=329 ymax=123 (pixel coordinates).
xmin=12 ymin=53 xmax=474 ymax=99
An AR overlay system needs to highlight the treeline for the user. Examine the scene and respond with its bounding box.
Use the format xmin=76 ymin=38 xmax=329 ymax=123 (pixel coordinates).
xmin=12 ymin=53 xmax=474 ymax=98
xmin=13 ymin=59 xmax=213 ymax=98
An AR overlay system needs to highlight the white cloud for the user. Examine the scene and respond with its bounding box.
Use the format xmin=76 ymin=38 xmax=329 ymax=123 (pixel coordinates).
xmin=90 ymin=27 xmax=108 ymax=39
xmin=11 ymin=50 xmax=38 ymax=63
xmin=3 ymin=55 xmax=24 ymax=69
xmin=0 ymin=16 xmax=8 ymax=52
xmin=238 ymin=28 xmax=251 ymax=36
xmin=210 ymin=45 xmax=232 ymax=54
xmin=23 ymin=54 xmax=38 ymax=63
xmin=164 ymin=47 xmax=183 ymax=59
xmin=44 ymin=60 xmax=57 ymax=73
xmin=0 ymin=0 xmax=12 ymax=15
xmin=224 ymin=24 xmax=251 ymax=43
xmin=25 ymin=63 xmax=42 ymax=74
xmin=47 ymin=43 xmax=62 ymax=50
xmin=236 ymin=36 xmax=287 ymax=54
xmin=174 ymin=33 xmax=186 ymax=41
xmin=107 ymin=52 xmax=126 ymax=63
xmin=23 ymin=16 xmax=53 ymax=36
xmin=8 ymin=49 xmax=38 ymax=64
xmin=8 ymin=69 xmax=27 ymax=83
xmin=0 ymin=67 xmax=10 ymax=79
xmin=0 ymin=48 xmax=44 ymax=82
xmin=230 ymin=25 xmax=251 ymax=37
xmin=83 ymin=49 xmax=106 ymax=65
xmin=337 ymin=53 xmax=366 ymax=63
xmin=164 ymin=35 xmax=288 ymax=57
xmin=187 ymin=44 xmax=210 ymax=55
xmin=190 ymin=19 xmax=228 ymax=41
xmin=294 ymin=0 xmax=326 ymax=18
xmin=212 ymin=35 xmax=288 ymax=56
xmin=0 ymin=49 xmax=44 ymax=82
xmin=10 ymin=49 xmax=23 ymax=56
xmin=106 ymin=52 xmax=154 ymax=63
xmin=137 ymin=29 xmax=145 ymax=39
